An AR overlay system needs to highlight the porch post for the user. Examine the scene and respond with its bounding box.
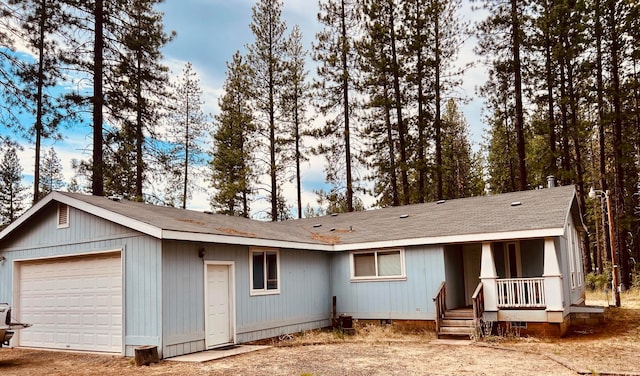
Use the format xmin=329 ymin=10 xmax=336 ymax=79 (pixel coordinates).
xmin=543 ymin=237 xmax=564 ymax=316
xmin=479 ymin=242 xmax=498 ymax=317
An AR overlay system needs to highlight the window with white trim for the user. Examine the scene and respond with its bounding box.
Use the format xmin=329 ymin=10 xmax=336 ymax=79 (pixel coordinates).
xmin=351 ymin=249 xmax=405 ymax=281
xmin=57 ymin=203 xmax=69 ymax=228
xmin=568 ymin=223 xmax=577 ymax=288
xmin=249 ymin=247 xmax=280 ymax=295
xmin=575 ymin=226 xmax=583 ymax=287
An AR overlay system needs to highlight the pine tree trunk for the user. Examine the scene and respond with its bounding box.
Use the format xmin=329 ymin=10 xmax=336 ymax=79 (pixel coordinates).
xmin=135 ymin=51 xmax=144 ymax=201
xmin=92 ymin=0 xmax=104 ymax=196
xmin=33 ymin=0 xmax=47 ymax=203
xmin=383 ymin=80 xmax=399 ymax=207
xmin=608 ymin=0 xmax=628 ymax=287
xmin=511 ymin=0 xmax=527 ymax=191
xmin=595 ymin=0 xmax=611 ymax=271
xmin=389 ymin=4 xmax=409 ymax=205
xmin=434 ymin=6 xmax=443 ymax=200
xmin=341 ymin=0 xmax=354 ymax=213
xmin=543 ymin=0 xmax=557 ymax=177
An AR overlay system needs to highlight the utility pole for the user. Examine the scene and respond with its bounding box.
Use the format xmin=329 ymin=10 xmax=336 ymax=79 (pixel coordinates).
xmin=589 ymin=187 xmax=621 ymax=307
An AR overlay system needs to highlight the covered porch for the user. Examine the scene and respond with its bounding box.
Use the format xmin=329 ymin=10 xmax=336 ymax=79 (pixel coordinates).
xmin=435 ymin=238 xmax=567 ymax=337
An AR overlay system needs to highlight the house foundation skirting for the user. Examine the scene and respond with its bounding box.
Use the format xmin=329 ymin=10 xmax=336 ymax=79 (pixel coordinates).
xmin=353 ymin=319 xmax=436 ymax=332
xmin=569 ymin=306 xmax=606 ymax=326
xmin=492 ymin=317 xmax=570 ymax=337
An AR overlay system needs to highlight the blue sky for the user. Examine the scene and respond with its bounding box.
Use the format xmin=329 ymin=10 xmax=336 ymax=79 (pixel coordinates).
xmin=2 ymin=0 xmax=488 ymax=216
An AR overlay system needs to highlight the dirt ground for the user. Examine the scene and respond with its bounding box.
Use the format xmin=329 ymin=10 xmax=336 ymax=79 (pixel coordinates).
xmin=1 ymin=290 xmax=639 ymax=376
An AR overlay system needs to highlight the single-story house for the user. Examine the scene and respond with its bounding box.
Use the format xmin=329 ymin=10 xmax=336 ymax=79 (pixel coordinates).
xmin=0 ymin=185 xmax=595 ymax=358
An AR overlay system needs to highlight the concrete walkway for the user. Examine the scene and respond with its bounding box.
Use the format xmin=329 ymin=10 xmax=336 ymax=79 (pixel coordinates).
xmin=166 ymin=345 xmax=270 ymax=363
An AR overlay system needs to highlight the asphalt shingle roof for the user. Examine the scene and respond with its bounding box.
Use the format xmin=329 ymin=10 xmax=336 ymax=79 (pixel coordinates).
xmin=53 ymin=185 xmax=578 ymax=248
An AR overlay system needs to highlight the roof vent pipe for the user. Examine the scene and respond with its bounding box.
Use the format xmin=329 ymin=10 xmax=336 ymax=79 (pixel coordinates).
xmin=547 ymin=175 xmax=556 ymax=188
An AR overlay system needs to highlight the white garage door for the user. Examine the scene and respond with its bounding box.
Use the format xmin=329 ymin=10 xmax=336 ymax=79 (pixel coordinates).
xmin=18 ymin=253 xmax=122 ymax=353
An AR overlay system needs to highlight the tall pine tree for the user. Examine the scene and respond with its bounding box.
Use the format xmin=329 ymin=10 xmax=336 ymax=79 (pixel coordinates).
xmin=0 ymin=144 xmax=28 ymax=227
xmin=247 ymin=0 xmax=289 ymax=221
xmin=211 ymin=52 xmax=255 ymax=217
xmin=165 ymin=62 xmax=207 ymax=209
xmin=312 ymin=0 xmax=361 ymax=212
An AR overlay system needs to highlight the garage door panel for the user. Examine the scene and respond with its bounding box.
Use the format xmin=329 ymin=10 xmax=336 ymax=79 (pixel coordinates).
xmin=18 ymin=254 xmax=122 ymax=353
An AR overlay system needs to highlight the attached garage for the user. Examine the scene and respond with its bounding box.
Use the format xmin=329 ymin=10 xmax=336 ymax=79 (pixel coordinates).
xmin=15 ymin=252 xmax=122 ymax=353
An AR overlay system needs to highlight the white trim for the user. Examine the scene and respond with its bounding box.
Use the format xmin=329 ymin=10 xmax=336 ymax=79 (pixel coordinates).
xmin=11 ymin=248 xmax=123 ymax=263
xmin=350 ymin=248 xmax=406 ymax=281
xmin=0 ymin=192 xmax=55 ymax=238
xmin=249 ymin=247 xmax=280 ymax=296
xmin=165 ymin=228 xmax=565 ymax=252
xmin=56 ymin=203 xmax=69 ymax=228
xmin=1 ymin=232 xmax=143 ymax=253
xmin=203 ymin=261 xmax=236 ymax=349
xmin=0 ymin=192 xmax=163 ymax=241
xmin=567 ymin=223 xmax=576 ymax=289
xmin=162 ymin=230 xmax=329 ymax=250
xmin=52 ymin=194 xmax=163 ymax=238
xmin=120 ymin=246 xmax=127 ymax=356
xmin=331 ymin=228 xmax=566 ymax=252
xmin=12 ymin=249 xmax=124 ymax=355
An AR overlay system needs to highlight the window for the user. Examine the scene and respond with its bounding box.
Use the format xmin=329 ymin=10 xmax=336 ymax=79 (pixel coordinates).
xmin=351 ymin=249 xmax=405 ymax=281
xmin=250 ymin=248 xmax=279 ymax=295
xmin=57 ymin=203 xmax=69 ymax=228
xmin=568 ymin=223 xmax=582 ymax=288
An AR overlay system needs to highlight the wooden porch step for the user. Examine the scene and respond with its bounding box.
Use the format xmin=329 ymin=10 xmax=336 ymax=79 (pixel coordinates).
xmin=439 ymin=326 xmax=474 ymax=336
xmin=438 ymin=308 xmax=475 ymax=339
xmin=441 ymin=318 xmax=474 ymax=327
xmin=443 ymin=309 xmax=473 ymax=319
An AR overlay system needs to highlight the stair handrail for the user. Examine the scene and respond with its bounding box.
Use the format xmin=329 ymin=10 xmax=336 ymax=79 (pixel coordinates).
xmin=433 ymin=281 xmax=446 ymax=336
xmin=471 ymin=282 xmax=484 ymax=334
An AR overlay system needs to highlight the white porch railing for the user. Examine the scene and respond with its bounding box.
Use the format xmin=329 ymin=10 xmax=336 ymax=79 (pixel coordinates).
xmin=496 ymin=278 xmax=546 ymax=308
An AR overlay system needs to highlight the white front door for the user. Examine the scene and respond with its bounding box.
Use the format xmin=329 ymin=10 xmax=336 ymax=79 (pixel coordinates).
xmin=205 ymin=263 xmax=233 ymax=348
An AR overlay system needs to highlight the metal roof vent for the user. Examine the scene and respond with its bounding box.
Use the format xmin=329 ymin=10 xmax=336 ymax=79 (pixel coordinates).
xmin=437 ymin=200 xmax=446 ymax=204
xmin=313 ymin=224 xmax=322 ymax=228
xmin=399 ymin=214 xmax=409 ymax=219
xmin=547 ymin=175 xmax=556 ymax=188
xmin=511 ymin=201 xmax=522 ymax=207
xmin=331 ymin=213 xmax=338 ymax=217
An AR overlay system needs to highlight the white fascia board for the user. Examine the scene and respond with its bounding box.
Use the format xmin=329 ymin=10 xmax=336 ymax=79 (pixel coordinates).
xmin=0 ymin=192 xmax=162 ymax=240
xmin=53 ymin=193 xmax=164 ymax=239
xmin=161 ymin=230 xmax=333 ymax=251
xmin=330 ymin=228 xmax=566 ymax=252
xmin=164 ymin=228 xmax=564 ymax=252
xmin=0 ymin=193 xmax=55 ymax=240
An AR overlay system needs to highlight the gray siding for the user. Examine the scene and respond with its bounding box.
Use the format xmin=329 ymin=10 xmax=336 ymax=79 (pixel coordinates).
xmin=2 ymin=204 xmax=138 ymax=250
xmin=330 ymin=245 xmax=445 ymax=320
xmin=238 ymin=247 xmax=331 ymax=342
xmin=0 ymin=204 xmax=163 ymax=357
xmin=123 ymin=235 xmax=163 ymax=357
xmin=161 ymin=241 xmax=332 ymax=357
xmin=559 ymin=216 xmax=585 ymax=307
xmin=161 ymin=241 xmax=206 ymax=358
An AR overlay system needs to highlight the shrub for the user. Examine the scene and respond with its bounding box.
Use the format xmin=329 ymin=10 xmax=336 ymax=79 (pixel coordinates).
xmin=586 ymin=272 xmax=610 ymax=290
